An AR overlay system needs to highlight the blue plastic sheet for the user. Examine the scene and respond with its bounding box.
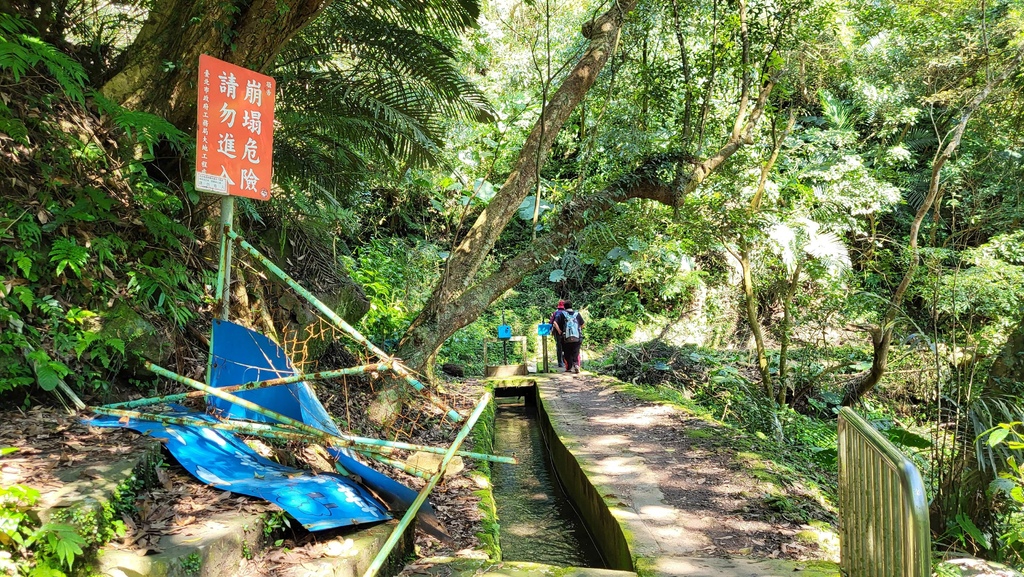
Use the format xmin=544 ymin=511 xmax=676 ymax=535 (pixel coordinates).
xmin=206 ymin=320 xmax=450 ymax=540
xmin=88 ymin=408 xmax=389 ymax=530
xmin=208 ymin=319 xmax=342 ymax=436
xmin=90 ymin=319 xmax=467 ymax=536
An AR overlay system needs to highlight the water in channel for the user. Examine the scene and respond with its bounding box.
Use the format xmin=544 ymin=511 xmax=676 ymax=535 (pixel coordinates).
xmin=492 ymin=397 xmax=605 ymax=567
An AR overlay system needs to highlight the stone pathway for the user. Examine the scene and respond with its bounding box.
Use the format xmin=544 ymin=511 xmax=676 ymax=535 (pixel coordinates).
xmin=535 ymin=371 xmax=839 ymax=577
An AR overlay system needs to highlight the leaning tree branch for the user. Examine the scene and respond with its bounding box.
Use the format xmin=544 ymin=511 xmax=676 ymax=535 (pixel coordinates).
xmin=433 ymin=0 xmax=639 ymax=301
xmin=844 ymin=47 xmax=1024 ymax=405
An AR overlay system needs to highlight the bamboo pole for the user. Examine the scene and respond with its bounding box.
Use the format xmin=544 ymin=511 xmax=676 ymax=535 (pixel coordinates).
xmin=112 ymin=363 xmax=517 ymax=464
xmin=362 ymin=392 xmax=492 ymax=577
xmin=102 ymin=363 xmax=391 ymax=410
xmin=90 ymin=405 xmax=515 ymax=464
xmin=227 ymin=230 xmax=462 ymax=423
xmin=355 ymin=450 xmax=431 ymax=479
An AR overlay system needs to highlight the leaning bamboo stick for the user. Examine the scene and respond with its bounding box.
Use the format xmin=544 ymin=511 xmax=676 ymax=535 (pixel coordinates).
xmin=102 ymin=363 xmax=392 ymax=410
xmin=228 ymin=230 xmax=462 ymax=423
xmin=362 ymin=392 xmax=492 ymax=577
xmin=355 ymin=450 xmax=431 ymax=479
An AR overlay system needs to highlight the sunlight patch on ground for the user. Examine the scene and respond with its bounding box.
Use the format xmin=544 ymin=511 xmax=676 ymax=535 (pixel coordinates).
xmin=592 ymin=434 xmax=631 ymax=447
xmin=638 ymin=504 xmax=677 ymax=520
xmin=593 ymin=456 xmax=644 ymax=478
xmin=592 ymin=404 xmax=675 ymax=427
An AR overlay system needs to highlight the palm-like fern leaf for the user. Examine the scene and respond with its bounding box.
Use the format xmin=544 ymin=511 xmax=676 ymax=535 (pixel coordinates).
xmin=271 ymin=0 xmax=492 ymax=192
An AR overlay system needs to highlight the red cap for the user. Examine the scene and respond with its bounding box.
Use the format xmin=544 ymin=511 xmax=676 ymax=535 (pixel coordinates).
xmin=557 ymin=300 xmax=565 ymax=309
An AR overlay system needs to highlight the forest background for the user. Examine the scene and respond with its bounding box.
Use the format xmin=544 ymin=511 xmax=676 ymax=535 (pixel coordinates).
xmin=2 ymin=0 xmax=1024 ymax=573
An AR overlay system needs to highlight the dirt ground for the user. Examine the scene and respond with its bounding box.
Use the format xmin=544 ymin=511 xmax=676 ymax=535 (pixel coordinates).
xmin=1 ymin=369 xmax=836 ymax=573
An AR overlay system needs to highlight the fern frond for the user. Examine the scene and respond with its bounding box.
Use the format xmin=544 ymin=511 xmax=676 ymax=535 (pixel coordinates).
xmin=0 ymin=14 xmax=88 ymax=104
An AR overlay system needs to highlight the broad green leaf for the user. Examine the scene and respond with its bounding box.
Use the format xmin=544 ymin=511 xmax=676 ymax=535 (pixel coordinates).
xmin=883 ymin=428 xmax=932 ymax=449
xmin=954 ymin=513 xmax=990 ymax=549
xmin=548 ymin=269 xmax=565 ymax=282
xmin=987 ymin=428 xmax=1010 ymax=447
xmin=35 ymin=363 xmax=60 ymax=391
xmin=517 ymin=196 xmax=553 ymax=220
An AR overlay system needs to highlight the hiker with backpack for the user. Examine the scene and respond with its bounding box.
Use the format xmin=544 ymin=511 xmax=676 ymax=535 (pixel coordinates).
xmin=550 ymin=300 xmax=566 ymax=368
xmin=554 ymin=300 xmax=584 ymax=373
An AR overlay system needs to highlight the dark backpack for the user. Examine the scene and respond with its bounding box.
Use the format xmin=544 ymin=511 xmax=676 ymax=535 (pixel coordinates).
xmin=562 ymin=312 xmax=581 ymax=343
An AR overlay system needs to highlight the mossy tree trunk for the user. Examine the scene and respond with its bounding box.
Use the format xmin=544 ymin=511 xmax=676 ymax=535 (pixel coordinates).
xmin=395 ymin=3 xmax=779 ymax=374
xmin=101 ymin=0 xmax=329 ymax=130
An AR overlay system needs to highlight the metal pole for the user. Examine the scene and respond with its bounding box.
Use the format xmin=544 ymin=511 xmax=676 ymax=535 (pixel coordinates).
xmin=208 ymin=196 xmax=234 ymax=385
xmin=361 ymin=392 xmax=492 ymax=577
xmin=501 ymin=310 xmax=508 ymax=365
xmin=228 ymin=230 xmax=462 ymax=423
xmin=101 ymin=363 xmax=391 ymax=410
xmin=542 ymin=334 xmax=548 ymax=373
xmin=217 ymin=196 xmax=234 ymax=320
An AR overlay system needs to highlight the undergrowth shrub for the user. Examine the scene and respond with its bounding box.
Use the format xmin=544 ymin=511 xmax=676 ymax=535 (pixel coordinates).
xmin=0 ymin=15 xmax=200 ymax=402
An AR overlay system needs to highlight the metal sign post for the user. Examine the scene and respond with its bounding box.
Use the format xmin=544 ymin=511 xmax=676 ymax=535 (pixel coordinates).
xmin=194 ymin=54 xmax=276 ymax=382
xmin=215 ymin=196 xmax=234 ymax=320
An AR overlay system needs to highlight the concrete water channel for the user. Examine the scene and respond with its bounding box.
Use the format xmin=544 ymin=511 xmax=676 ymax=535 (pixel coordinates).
xmin=410 ymin=376 xmax=838 ymax=577
xmin=57 ymin=373 xmax=838 ymax=576
xmin=490 ymin=380 xmax=632 ymax=572
xmin=492 ymin=391 xmax=607 ymax=567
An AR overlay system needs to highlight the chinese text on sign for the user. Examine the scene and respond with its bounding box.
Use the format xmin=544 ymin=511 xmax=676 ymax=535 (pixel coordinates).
xmin=195 ymin=54 xmax=275 ymax=200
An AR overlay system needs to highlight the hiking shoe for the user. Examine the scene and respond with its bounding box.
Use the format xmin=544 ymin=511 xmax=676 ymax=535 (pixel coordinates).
xmin=573 ymin=366 xmax=579 ymax=374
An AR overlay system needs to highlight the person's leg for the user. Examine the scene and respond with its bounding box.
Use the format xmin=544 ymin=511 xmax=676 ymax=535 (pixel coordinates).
xmin=555 ymin=336 xmax=564 ymax=367
xmin=564 ymin=341 xmax=580 ymax=372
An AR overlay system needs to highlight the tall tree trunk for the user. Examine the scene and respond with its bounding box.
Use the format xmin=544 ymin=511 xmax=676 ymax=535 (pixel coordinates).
xmin=778 ymin=259 xmax=802 ymax=406
xmin=737 ymin=109 xmax=793 ymax=403
xmin=396 ymin=0 xmax=640 ymax=369
xmin=842 ymin=50 xmax=1023 ymax=405
xmin=101 ymin=0 xmax=330 ymax=130
xmin=740 ymin=248 xmax=773 ymax=398
xmin=396 ymin=75 xmax=777 ymax=373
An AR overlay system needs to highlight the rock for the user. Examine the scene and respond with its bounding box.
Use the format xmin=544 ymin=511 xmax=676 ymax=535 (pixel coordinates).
xmin=441 ymin=363 xmax=465 ymax=377
xmin=94 ymin=302 xmax=174 ymax=370
xmin=366 ymin=386 xmax=403 ymax=428
xmin=406 ymin=451 xmax=464 ymax=479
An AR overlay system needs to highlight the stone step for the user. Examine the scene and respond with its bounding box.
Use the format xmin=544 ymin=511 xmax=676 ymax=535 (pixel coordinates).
xmin=97 ymin=515 xmax=410 ymax=577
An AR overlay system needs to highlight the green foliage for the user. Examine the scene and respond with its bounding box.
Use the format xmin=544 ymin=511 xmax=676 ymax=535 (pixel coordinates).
xmin=583 ymin=317 xmax=636 ymax=346
xmin=980 ymin=423 xmax=1024 ymax=566
xmin=0 ymin=24 xmax=199 ymax=401
xmin=343 ymin=238 xmax=446 ymax=348
xmin=261 ymin=510 xmax=291 ymax=539
xmin=0 ymin=481 xmax=93 ymax=575
xmin=180 ymin=552 xmax=202 ymax=575
xmin=0 ymin=14 xmax=87 ymax=103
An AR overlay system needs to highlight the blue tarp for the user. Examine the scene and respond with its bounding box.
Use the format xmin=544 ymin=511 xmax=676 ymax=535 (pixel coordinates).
xmin=206 ymin=320 xmax=450 ymax=540
xmin=88 ymin=408 xmax=389 ymax=530
xmin=91 ymin=320 xmax=452 ymax=538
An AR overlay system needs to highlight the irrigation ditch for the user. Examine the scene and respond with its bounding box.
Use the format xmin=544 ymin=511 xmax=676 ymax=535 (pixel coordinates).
xmin=485 ymin=379 xmax=633 ymax=572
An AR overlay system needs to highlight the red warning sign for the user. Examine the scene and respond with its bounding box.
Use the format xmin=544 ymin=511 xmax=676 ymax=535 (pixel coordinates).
xmin=195 ymin=54 xmax=275 ymax=200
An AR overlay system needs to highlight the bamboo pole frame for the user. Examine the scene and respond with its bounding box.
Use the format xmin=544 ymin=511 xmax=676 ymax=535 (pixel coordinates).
xmin=107 ymin=363 xmax=516 ymax=465
xmin=362 ymin=392 xmax=492 ymax=577
xmin=227 ymin=230 xmax=462 ymax=423
xmin=90 ymin=405 xmax=514 ymax=465
xmin=102 ymin=363 xmax=391 ymax=410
